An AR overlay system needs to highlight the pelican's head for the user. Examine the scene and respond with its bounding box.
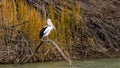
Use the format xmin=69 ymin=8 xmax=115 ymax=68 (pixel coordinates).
xmin=47 ymin=18 xmax=56 ymax=30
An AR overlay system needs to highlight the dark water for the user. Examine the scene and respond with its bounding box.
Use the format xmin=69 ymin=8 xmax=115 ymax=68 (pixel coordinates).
xmin=0 ymin=58 xmax=120 ymax=68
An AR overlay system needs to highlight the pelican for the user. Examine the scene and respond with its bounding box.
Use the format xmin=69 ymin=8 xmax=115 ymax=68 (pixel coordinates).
xmin=39 ymin=19 xmax=72 ymax=65
xmin=39 ymin=19 xmax=56 ymax=39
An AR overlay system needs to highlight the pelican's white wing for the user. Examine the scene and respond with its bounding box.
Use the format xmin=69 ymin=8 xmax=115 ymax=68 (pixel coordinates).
xmin=43 ymin=26 xmax=52 ymax=37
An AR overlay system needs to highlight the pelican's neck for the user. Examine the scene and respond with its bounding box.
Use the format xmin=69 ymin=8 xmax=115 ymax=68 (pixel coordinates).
xmin=48 ymin=25 xmax=53 ymax=30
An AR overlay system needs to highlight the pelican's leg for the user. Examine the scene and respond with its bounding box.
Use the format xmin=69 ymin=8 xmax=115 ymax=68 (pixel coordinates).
xmin=40 ymin=37 xmax=44 ymax=41
xmin=46 ymin=36 xmax=49 ymax=40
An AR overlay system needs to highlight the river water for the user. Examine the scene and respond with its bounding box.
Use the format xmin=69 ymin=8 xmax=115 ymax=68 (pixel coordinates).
xmin=0 ymin=58 xmax=120 ymax=68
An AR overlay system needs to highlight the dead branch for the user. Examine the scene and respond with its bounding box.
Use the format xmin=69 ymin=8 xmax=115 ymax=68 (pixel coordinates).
xmin=0 ymin=20 xmax=30 ymax=28
xmin=46 ymin=38 xmax=72 ymax=65
xmin=9 ymin=20 xmax=31 ymax=28
xmin=26 ymin=38 xmax=72 ymax=66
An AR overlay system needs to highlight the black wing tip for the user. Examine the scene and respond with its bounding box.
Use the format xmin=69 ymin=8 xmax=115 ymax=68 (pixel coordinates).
xmin=39 ymin=35 xmax=43 ymax=39
xmin=39 ymin=26 xmax=47 ymax=39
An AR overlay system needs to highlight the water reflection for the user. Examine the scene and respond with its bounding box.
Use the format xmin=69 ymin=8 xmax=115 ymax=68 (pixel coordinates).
xmin=0 ymin=58 xmax=120 ymax=68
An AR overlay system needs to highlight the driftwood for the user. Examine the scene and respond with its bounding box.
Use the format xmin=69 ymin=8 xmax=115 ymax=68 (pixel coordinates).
xmin=26 ymin=38 xmax=72 ymax=65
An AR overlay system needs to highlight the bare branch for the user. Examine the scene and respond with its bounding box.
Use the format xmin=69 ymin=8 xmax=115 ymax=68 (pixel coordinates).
xmin=25 ymin=38 xmax=72 ymax=66
xmin=9 ymin=20 xmax=31 ymax=28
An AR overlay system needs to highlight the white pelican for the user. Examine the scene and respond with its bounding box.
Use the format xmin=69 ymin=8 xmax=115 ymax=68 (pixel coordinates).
xmin=39 ymin=19 xmax=56 ymax=39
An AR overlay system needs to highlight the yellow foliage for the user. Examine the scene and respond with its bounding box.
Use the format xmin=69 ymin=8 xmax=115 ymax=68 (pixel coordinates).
xmin=0 ymin=0 xmax=81 ymax=49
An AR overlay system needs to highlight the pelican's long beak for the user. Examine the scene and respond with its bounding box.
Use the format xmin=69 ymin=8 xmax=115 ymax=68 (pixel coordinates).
xmin=53 ymin=26 xmax=56 ymax=30
xmin=47 ymin=18 xmax=56 ymax=30
xmin=52 ymin=23 xmax=56 ymax=30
